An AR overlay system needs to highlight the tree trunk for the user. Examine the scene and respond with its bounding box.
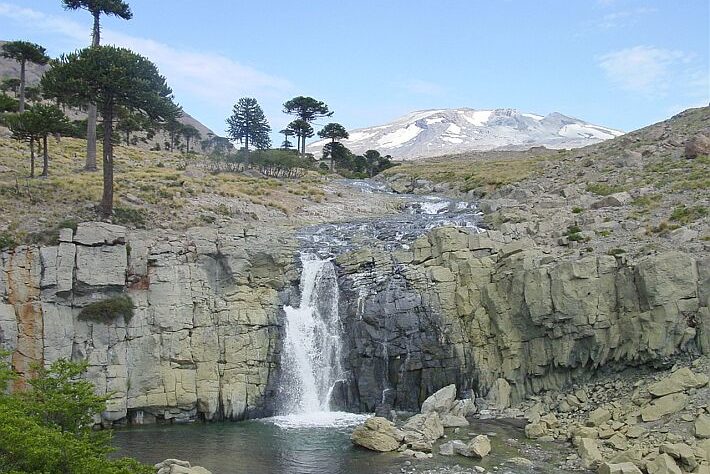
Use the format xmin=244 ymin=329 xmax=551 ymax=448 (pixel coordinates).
xmin=125 ymin=131 xmax=130 ymax=146
xmin=41 ymin=135 xmax=49 ymax=177
xmin=99 ymin=103 xmax=114 ymax=217
xmin=19 ymin=60 xmax=26 ymax=113
xmin=84 ymin=13 xmax=101 ymax=172
xmin=29 ymin=137 xmax=35 ymax=178
xmin=186 ymin=137 xmax=190 ymax=154
xmin=330 ymin=138 xmax=336 ymax=172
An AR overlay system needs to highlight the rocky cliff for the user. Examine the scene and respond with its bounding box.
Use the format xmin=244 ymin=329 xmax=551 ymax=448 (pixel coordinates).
xmin=0 ymin=222 xmax=298 ymax=424
xmin=0 ymin=220 xmax=707 ymax=425
xmin=334 ymin=226 xmax=709 ymax=413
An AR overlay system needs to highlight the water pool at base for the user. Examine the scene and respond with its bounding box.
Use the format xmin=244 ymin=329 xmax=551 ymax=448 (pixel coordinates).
xmin=112 ymin=416 xmax=575 ymax=474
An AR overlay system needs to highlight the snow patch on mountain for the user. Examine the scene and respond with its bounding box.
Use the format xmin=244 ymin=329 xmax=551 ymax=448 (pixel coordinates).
xmin=307 ymin=107 xmax=623 ymax=160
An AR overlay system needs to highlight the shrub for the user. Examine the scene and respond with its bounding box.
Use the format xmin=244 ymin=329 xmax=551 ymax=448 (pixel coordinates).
xmin=572 ymin=207 xmax=584 ymax=214
xmin=0 ymin=231 xmax=16 ymax=250
xmin=608 ymin=248 xmax=626 ymax=256
xmin=113 ymin=207 xmax=146 ymax=228
xmin=78 ymin=295 xmax=134 ymax=324
xmin=669 ymin=205 xmax=707 ymax=225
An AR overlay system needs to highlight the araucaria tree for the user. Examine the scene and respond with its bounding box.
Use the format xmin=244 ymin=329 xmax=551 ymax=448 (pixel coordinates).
xmin=286 ymin=119 xmax=314 ymax=157
xmin=317 ymin=122 xmax=349 ymax=171
xmin=42 ymin=46 xmax=180 ymax=217
xmin=226 ymin=97 xmax=271 ymax=151
xmin=181 ymin=124 xmax=201 ymax=153
xmin=62 ymin=0 xmax=133 ymax=172
xmin=279 ymin=128 xmax=294 ymax=150
xmin=283 ymin=96 xmax=332 ymax=157
xmin=0 ymin=41 xmax=49 ymax=113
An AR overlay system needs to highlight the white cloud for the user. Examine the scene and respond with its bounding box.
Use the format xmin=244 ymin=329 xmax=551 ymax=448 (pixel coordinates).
xmin=398 ymin=79 xmax=445 ymax=96
xmin=597 ymin=45 xmax=701 ymax=96
xmin=598 ymin=7 xmax=657 ymax=29
xmin=0 ymin=2 xmax=293 ymax=108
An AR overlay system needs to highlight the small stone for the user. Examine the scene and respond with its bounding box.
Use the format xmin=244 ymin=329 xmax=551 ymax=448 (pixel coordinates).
xmin=696 ymin=414 xmax=710 ymax=439
xmin=598 ymin=462 xmax=643 ymax=474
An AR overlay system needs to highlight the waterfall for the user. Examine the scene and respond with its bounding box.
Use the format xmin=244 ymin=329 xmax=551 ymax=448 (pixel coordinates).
xmin=280 ymin=254 xmax=345 ymax=414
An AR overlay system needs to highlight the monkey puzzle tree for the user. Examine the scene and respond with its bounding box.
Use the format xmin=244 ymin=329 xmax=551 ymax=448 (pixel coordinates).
xmin=286 ymin=119 xmax=313 ymax=157
xmin=42 ymin=46 xmax=180 ymax=217
xmin=181 ymin=123 xmax=201 ymax=153
xmin=283 ymin=96 xmax=332 ymax=157
xmin=4 ymin=110 xmax=41 ymax=177
xmin=0 ymin=41 xmax=49 ymax=113
xmin=317 ymin=122 xmax=349 ymax=171
xmin=62 ymin=0 xmax=133 ymax=172
xmin=32 ymin=104 xmax=73 ymax=177
xmin=279 ymin=128 xmax=294 ymax=150
xmin=226 ymin=97 xmax=271 ymax=151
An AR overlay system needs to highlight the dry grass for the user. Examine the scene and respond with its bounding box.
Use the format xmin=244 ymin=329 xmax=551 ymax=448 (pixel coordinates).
xmin=382 ymin=150 xmax=560 ymax=193
xmin=0 ymin=136 xmax=330 ymax=244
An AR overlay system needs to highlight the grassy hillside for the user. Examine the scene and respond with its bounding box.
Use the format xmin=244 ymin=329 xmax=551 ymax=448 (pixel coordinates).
xmin=0 ymin=136 xmax=334 ymax=246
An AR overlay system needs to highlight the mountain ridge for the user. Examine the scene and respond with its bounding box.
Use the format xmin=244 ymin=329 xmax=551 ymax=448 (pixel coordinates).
xmin=308 ymin=107 xmax=624 ymax=160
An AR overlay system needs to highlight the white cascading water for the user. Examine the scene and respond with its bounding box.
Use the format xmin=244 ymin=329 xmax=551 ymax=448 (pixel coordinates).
xmin=269 ymin=254 xmax=367 ymax=428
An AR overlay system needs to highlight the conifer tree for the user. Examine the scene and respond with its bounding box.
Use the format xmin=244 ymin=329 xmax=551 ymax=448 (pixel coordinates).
xmin=62 ymin=0 xmax=133 ymax=171
xmin=0 ymin=41 xmax=49 ymax=113
xmin=226 ymin=97 xmax=272 ymax=151
xmin=42 ymin=45 xmax=180 ymax=217
xmin=283 ymin=96 xmax=332 ymax=157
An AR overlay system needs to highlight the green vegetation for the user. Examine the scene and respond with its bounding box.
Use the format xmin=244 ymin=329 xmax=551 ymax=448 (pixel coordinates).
xmin=283 ymin=96 xmax=332 ymax=157
xmin=381 ymin=153 xmax=553 ymax=193
xmin=586 ymin=183 xmax=625 ymax=196
xmin=669 ymin=205 xmax=707 ymax=225
xmin=112 ymin=206 xmax=146 ymax=228
xmin=566 ymin=225 xmax=587 ymax=242
xmin=226 ymin=97 xmax=271 ymax=150
xmin=42 ymin=45 xmax=181 ymax=217
xmin=608 ymin=248 xmax=626 ymax=256
xmin=78 ymin=295 xmax=134 ymax=324
xmin=643 ymin=155 xmax=710 ymax=192
xmin=0 ymin=40 xmax=50 ymax=112
xmin=572 ymin=206 xmax=584 ymax=214
xmin=0 ymin=355 xmax=152 ymax=473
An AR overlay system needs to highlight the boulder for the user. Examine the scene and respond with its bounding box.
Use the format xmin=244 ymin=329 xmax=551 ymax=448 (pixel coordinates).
xmin=578 ymin=438 xmax=603 ymax=469
xmin=598 ymin=462 xmax=643 ymax=474
xmin=402 ymin=412 xmax=444 ymax=442
xmin=525 ymin=421 xmax=547 ymax=439
xmin=441 ymin=414 xmax=469 ymax=427
xmin=351 ymin=417 xmax=404 ymax=452
xmin=420 ymin=384 xmax=457 ymax=415
xmin=590 ymin=192 xmax=632 ymax=209
xmin=647 ymin=368 xmax=707 ymax=397
xmin=660 ymin=443 xmax=698 ymax=470
xmin=684 ymin=133 xmax=710 ymax=159
xmin=696 ymin=414 xmax=710 ymax=439
xmin=646 ymin=453 xmax=682 ymax=474
xmin=641 ymin=393 xmax=689 ymax=422
xmin=588 ymin=407 xmax=613 ymax=426
xmin=467 ymin=435 xmax=491 ymax=459
xmin=486 ymin=378 xmax=512 ymax=410
xmin=449 ymin=398 xmax=477 ymax=418
xmin=154 ymin=459 xmax=212 ymax=474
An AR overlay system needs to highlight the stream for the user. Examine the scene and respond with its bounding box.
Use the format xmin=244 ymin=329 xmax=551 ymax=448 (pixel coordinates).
xmin=112 ymin=180 xmax=577 ymax=473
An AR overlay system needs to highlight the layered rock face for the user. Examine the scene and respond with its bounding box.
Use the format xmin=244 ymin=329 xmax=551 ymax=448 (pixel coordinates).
xmin=335 ymin=226 xmax=709 ymax=412
xmin=0 ymin=222 xmax=297 ymax=424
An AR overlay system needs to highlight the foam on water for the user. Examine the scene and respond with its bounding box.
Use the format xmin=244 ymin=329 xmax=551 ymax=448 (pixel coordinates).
xmin=265 ymin=411 xmax=369 ymax=429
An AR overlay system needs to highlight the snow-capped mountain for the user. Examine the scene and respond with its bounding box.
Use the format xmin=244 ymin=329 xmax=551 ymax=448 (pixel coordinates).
xmin=308 ymin=108 xmax=624 ymax=160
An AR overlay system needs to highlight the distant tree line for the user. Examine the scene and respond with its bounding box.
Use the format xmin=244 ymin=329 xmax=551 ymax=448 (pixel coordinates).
xmin=222 ymin=95 xmax=394 ymax=177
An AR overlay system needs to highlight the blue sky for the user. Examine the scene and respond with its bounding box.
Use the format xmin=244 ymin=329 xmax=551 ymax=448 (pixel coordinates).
xmin=1 ymin=0 xmax=708 ymax=140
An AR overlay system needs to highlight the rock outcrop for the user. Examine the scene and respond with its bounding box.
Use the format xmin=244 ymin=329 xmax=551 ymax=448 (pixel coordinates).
xmin=335 ymin=226 xmax=708 ymax=412
xmin=0 ymin=222 xmax=297 ymax=424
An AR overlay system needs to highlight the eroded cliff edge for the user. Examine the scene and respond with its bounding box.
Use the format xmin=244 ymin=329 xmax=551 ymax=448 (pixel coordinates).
xmin=0 ymin=220 xmax=707 ymax=425
xmin=0 ymin=222 xmax=298 ymax=424
xmin=335 ymin=226 xmax=709 ymax=412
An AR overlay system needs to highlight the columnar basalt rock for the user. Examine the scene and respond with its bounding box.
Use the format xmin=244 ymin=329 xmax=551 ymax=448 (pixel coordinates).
xmin=0 ymin=222 xmax=297 ymax=425
xmin=336 ymin=226 xmax=708 ymax=413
